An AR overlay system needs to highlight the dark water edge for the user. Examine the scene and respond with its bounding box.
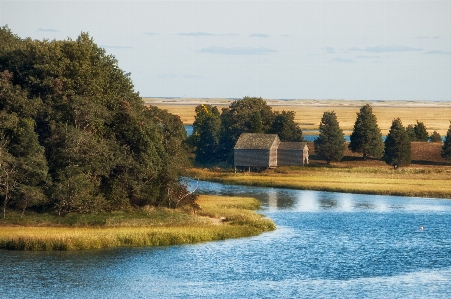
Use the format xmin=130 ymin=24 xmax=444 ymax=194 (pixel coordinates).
xmin=1 ymin=181 xmax=451 ymax=298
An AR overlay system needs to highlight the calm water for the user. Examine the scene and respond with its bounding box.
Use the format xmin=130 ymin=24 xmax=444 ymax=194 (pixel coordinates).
xmin=2 ymin=181 xmax=451 ymax=298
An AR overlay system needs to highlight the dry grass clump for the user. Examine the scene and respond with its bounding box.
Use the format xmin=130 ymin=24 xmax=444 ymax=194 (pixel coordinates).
xmin=0 ymin=195 xmax=274 ymax=251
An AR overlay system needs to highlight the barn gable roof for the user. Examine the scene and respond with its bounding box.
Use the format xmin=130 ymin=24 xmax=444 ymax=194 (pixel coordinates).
xmin=278 ymin=142 xmax=308 ymax=150
xmin=234 ymin=133 xmax=279 ymax=150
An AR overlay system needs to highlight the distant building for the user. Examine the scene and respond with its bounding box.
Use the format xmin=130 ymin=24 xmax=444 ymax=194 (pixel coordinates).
xmin=233 ymin=133 xmax=309 ymax=171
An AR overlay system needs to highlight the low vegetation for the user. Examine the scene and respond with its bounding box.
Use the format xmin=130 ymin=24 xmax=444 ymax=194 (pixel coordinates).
xmin=0 ymin=195 xmax=275 ymax=250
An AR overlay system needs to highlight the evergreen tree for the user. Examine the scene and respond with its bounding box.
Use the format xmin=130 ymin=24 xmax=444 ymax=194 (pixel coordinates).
xmin=268 ymin=111 xmax=304 ymax=142
xmin=384 ymin=118 xmax=411 ymax=169
xmin=406 ymin=124 xmax=416 ymax=141
xmin=191 ymin=104 xmax=221 ymax=164
xmin=413 ymin=121 xmax=429 ymax=142
xmin=314 ymin=111 xmax=345 ymax=164
xmin=348 ymin=104 xmax=384 ymax=160
xmin=429 ymin=131 xmax=442 ymax=142
xmin=441 ymin=122 xmax=451 ymax=161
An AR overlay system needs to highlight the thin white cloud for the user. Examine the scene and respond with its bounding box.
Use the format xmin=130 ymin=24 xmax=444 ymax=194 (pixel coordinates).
xmin=38 ymin=28 xmax=58 ymax=32
xmin=198 ymin=46 xmax=277 ymax=55
xmin=325 ymin=47 xmax=335 ymax=54
xmin=250 ymin=33 xmax=269 ymax=38
xmin=415 ymin=36 xmax=440 ymax=39
xmin=177 ymin=32 xmax=237 ymax=37
xmin=331 ymin=57 xmax=354 ymax=63
xmin=355 ymin=55 xmax=382 ymax=59
xmin=424 ymin=50 xmax=451 ymax=55
xmin=280 ymin=34 xmax=290 ymax=38
xmin=144 ymin=32 xmax=159 ymax=36
xmin=185 ymin=74 xmax=203 ymax=79
xmin=349 ymin=45 xmax=422 ymax=52
xmin=102 ymin=45 xmax=133 ymax=49
xmin=159 ymin=74 xmax=177 ymax=79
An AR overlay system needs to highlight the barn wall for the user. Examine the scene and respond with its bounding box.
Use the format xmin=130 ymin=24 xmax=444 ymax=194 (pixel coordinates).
xmin=234 ymin=149 xmax=270 ymax=167
xmin=269 ymin=140 xmax=279 ymax=168
xmin=278 ymin=149 xmax=303 ymax=166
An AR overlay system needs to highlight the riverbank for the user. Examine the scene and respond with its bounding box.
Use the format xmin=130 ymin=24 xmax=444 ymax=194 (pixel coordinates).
xmin=0 ymin=195 xmax=275 ymax=250
xmin=187 ymin=164 xmax=451 ymax=199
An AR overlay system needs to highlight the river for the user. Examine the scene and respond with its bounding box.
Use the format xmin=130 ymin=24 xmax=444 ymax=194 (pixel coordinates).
xmin=1 ymin=180 xmax=451 ymax=298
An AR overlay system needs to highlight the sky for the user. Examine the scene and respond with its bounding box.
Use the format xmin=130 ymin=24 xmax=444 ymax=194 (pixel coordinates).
xmin=1 ymin=0 xmax=450 ymax=101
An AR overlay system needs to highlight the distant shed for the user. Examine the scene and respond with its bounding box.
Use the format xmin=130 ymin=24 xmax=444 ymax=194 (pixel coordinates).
xmin=234 ymin=133 xmax=280 ymax=169
xmin=278 ymin=142 xmax=309 ymax=166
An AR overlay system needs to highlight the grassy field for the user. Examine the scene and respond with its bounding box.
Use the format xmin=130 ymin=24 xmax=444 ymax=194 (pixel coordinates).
xmin=0 ymin=195 xmax=275 ymax=251
xmin=185 ymin=141 xmax=451 ymax=199
xmin=144 ymin=98 xmax=451 ymax=136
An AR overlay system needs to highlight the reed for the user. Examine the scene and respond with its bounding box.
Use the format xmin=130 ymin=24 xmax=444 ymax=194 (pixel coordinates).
xmin=0 ymin=195 xmax=275 ymax=251
xmin=187 ymin=167 xmax=451 ymax=199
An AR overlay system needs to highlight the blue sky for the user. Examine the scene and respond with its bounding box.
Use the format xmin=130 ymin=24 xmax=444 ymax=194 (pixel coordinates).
xmin=1 ymin=0 xmax=450 ymax=101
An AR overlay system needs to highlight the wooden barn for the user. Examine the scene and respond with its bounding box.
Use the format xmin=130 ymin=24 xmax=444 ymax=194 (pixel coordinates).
xmin=234 ymin=133 xmax=280 ymax=169
xmin=277 ymin=142 xmax=309 ymax=166
xmin=233 ymin=133 xmax=309 ymax=170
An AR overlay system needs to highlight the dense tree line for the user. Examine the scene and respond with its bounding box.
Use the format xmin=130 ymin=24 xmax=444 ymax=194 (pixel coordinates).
xmin=0 ymin=26 xmax=192 ymax=217
xmin=188 ymin=97 xmax=304 ymax=164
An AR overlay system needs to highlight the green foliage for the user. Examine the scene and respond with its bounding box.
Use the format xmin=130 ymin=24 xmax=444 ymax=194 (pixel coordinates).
xmin=268 ymin=110 xmax=304 ymax=142
xmin=314 ymin=111 xmax=345 ymax=164
xmin=406 ymin=121 xmax=429 ymax=142
xmin=429 ymin=131 xmax=442 ymax=143
xmin=384 ymin=118 xmax=411 ymax=168
xmin=190 ymin=104 xmax=221 ymax=164
xmin=349 ymin=104 xmax=384 ymax=160
xmin=218 ymin=97 xmax=275 ymax=162
xmin=413 ymin=121 xmax=429 ymax=142
xmin=0 ymin=27 xmax=190 ymax=215
xmin=441 ymin=122 xmax=451 ymax=161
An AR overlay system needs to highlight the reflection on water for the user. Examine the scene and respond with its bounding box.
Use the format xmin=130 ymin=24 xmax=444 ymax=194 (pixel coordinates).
xmin=191 ymin=179 xmax=451 ymax=214
xmin=2 ymin=180 xmax=451 ymax=298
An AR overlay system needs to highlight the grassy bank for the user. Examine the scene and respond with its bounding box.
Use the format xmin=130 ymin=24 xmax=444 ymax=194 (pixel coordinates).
xmin=187 ymin=165 xmax=451 ymax=199
xmin=0 ymin=195 xmax=275 ymax=251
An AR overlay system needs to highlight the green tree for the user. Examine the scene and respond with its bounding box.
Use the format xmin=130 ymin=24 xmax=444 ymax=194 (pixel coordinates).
xmin=314 ymin=111 xmax=345 ymax=164
xmin=406 ymin=124 xmax=416 ymax=141
xmin=441 ymin=122 xmax=451 ymax=161
xmin=190 ymin=104 xmax=221 ymax=164
xmin=413 ymin=121 xmax=429 ymax=142
xmin=0 ymin=27 xmax=191 ymax=213
xmin=384 ymin=118 xmax=411 ymax=169
xmin=218 ymin=97 xmax=275 ymax=162
xmin=429 ymin=131 xmax=442 ymax=142
xmin=348 ymin=104 xmax=384 ymax=160
xmin=268 ymin=111 xmax=304 ymax=142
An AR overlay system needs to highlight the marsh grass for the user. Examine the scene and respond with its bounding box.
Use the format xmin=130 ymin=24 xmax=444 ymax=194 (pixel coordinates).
xmin=187 ymin=166 xmax=451 ymax=199
xmin=0 ymin=195 xmax=274 ymax=251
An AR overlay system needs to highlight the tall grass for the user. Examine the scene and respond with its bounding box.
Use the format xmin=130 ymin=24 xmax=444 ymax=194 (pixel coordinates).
xmin=0 ymin=195 xmax=275 ymax=251
xmin=187 ymin=167 xmax=451 ymax=199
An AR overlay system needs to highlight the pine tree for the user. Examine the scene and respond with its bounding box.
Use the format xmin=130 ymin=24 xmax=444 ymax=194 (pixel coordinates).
xmin=349 ymin=104 xmax=383 ymax=160
xmin=441 ymin=122 xmax=451 ymax=160
xmin=429 ymin=131 xmax=442 ymax=143
xmin=314 ymin=111 xmax=345 ymax=165
xmin=384 ymin=118 xmax=411 ymax=169
xmin=414 ymin=121 xmax=429 ymax=142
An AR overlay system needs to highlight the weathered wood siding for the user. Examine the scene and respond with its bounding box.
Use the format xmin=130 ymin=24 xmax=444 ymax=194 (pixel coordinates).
xmin=234 ymin=149 xmax=271 ymax=167
xmin=278 ymin=149 xmax=303 ymax=166
xmin=269 ymin=140 xmax=279 ymax=167
xmin=277 ymin=143 xmax=309 ymax=166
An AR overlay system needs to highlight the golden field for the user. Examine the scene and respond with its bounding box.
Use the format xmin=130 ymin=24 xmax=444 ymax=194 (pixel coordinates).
xmin=0 ymin=195 xmax=275 ymax=250
xmin=144 ymin=97 xmax=451 ymax=136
